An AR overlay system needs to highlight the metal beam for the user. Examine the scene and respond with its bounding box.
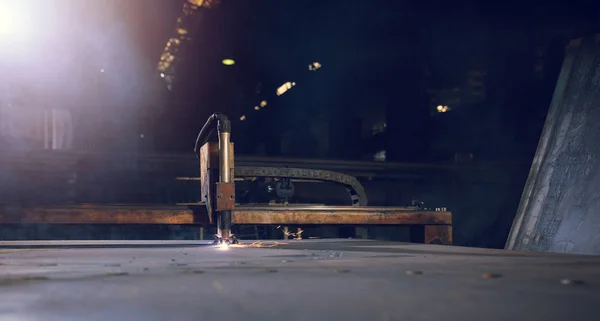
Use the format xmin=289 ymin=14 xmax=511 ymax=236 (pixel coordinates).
xmin=0 ymin=205 xmax=199 ymax=225
xmin=0 ymin=204 xmax=451 ymax=226
xmin=232 ymin=206 xmax=451 ymax=225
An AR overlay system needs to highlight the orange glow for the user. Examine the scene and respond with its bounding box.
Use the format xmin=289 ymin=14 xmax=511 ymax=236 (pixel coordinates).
xmin=190 ymin=0 xmax=220 ymax=8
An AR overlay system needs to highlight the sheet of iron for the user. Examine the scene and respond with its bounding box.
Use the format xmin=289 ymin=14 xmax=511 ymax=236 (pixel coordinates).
xmin=0 ymin=239 xmax=599 ymax=321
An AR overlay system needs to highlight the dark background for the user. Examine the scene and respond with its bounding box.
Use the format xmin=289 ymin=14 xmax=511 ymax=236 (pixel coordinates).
xmin=4 ymin=0 xmax=598 ymax=160
xmin=148 ymin=0 xmax=599 ymax=163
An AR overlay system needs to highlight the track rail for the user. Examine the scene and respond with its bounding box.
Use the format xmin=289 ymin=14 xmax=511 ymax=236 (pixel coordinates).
xmin=234 ymin=166 xmax=368 ymax=206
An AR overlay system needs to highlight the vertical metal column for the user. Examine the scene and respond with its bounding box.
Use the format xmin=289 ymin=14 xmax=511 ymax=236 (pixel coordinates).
xmin=218 ymin=130 xmax=232 ymax=241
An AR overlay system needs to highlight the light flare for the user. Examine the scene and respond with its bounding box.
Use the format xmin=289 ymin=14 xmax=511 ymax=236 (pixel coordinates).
xmin=0 ymin=0 xmax=28 ymax=37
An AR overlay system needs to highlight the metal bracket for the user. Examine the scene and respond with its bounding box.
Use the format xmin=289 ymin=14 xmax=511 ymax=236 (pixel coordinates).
xmin=215 ymin=182 xmax=235 ymax=211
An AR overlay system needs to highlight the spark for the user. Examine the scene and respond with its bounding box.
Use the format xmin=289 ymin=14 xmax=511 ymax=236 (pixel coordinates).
xmin=216 ymin=243 xmax=229 ymax=251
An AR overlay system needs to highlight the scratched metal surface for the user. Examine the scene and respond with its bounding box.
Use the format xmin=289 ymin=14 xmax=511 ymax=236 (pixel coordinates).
xmin=0 ymin=239 xmax=599 ymax=321
xmin=507 ymin=35 xmax=600 ymax=255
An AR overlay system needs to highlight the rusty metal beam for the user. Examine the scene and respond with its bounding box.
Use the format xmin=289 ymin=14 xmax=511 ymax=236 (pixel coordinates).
xmin=232 ymin=206 xmax=451 ymax=225
xmin=0 ymin=205 xmax=199 ymax=225
xmin=0 ymin=204 xmax=451 ymax=226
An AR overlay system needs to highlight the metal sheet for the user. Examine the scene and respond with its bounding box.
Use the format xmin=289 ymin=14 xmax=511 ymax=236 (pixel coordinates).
xmin=0 ymin=239 xmax=598 ymax=321
xmin=507 ymin=35 xmax=600 ymax=255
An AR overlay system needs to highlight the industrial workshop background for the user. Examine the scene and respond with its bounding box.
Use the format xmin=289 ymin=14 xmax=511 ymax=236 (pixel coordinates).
xmin=0 ymin=0 xmax=595 ymax=249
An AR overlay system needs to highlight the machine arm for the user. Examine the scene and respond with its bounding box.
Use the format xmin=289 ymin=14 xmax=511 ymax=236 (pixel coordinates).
xmin=194 ymin=112 xmax=236 ymax=244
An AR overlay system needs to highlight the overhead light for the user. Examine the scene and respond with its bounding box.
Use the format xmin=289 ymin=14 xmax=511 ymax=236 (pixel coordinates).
xmin=436 ymin=105 xmax=450 ymax=113
xmin=254 ymin=106 xmax=260 ymax=111
xmin=260 ymin=100 xmax=267 ymax=107
xmin=222 ymin=58 xmax=235 ymax=66
xmin=160 ymin=73 xmax=165 ymax=78
xmin=276 ymin=81 xmax=295 ymax=96
xmin=309 ymin=62 xmax=322 ymax=71
xmin=240 ymin=115 xmax=246 ymax=121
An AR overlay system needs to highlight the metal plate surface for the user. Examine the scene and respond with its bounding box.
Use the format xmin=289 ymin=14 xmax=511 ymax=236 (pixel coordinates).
xmin=0 ymin=240 xmax=599 ymax=321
